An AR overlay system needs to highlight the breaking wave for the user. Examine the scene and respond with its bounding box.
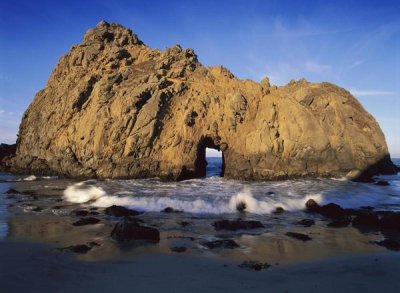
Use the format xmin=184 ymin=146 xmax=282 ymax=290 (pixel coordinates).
xmin=63 ymin=181 xmax=106 ymax=203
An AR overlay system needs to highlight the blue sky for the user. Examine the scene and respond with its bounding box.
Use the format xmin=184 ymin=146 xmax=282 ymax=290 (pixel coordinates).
xmin=0 ymin=0 xmax=399 ymax=157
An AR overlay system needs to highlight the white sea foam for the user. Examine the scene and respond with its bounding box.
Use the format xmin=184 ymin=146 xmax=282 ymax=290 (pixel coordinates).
xmin=63 ymin=182 xmax=106 ymax=203
xmin=23 ymin=175 xmax=37 ymax=181
xmin=61 ymin=174 xmax=400 ymax=214
xmin=229 ymin=188 xmax=323 ymax=214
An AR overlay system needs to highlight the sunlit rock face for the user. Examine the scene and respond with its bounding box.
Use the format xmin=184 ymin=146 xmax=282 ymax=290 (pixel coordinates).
xmin=5 ymin=21 xmax=396 ymax=180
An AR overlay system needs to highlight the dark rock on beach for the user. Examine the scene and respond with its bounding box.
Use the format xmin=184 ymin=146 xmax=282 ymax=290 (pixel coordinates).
xmin=213 ymin=219 xmax=264 ymax=231
xmin=273 ymin=207 xmax=285 ymax=214
xmin=170 ymin=246 xmax=187 ymax=253
xmin=374 ymin=180 xmax=390 ymax=186
xmin=375 ymin=239 xmax=400 ymax=251
xmin=105 ymin=205 xmax=141 ymax=217
xmin=305 ymin=200 xmax=345 ymax=219
xmin=71 ymin=209 xmax=89 ymax=217
xmin=66 ymin=244 xmax=92 ymax=254
xmin=239 ymin=261 xmax=272 ymax=271
xmin=203 ymin=239 xmax=239 ymax=249
xmin=380 ymin=212 xmax=400 ymax=231
xmin=305 ymin=199 xmax=320 ymax=212
xmin=161 ymin=207 xmax=183 ymax=213
xmin=5 ymin=188 xmax=19 ymax=194
xmin=31 ymin=207 xmax=43 ymax=212
xmin=296 ymin=219 xmax=315 ymax=227
xmin=328 ymin=217 xmax=351 ymax=228
xmin=235 ymin=201 xmax=247 ymax=212
xmin=111 ymin=217 xmax=160 ymax=242
xmin=286 ymin=232 xmax=312 ymax=241
xmin=72 ymin=217 xmax=100 ymax=226
xmin=352 ymin=213 xmax=380 ymax=229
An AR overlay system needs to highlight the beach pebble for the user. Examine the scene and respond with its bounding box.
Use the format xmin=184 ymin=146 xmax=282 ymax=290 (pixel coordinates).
xmin=239 ymin=261 xmax=271 ymax=271
xmin=375 ymin=239 xmax=400 ymax=251
xmin=380 ymin=212 xmax=400 ymax=231
xmin=213 ymin=219 xmax=264 ymax=231
xmin=203 ymin=239 xmax=239 ymax=249
xmin=328 ymin=217 xmax=351 ymax=228
xmin=161 ymin=207 xmax=183 ymax=213
xmin=374 ymin=180 xmax=390 ymax=186
xmin=66 ymin=244 xmax=92 ymax=254
xmin=170 ymin=246 xmax=187 ymax=253
xmin=71 ymin=209 xmax=89 ymax=217
xmin=72 ymin=217 xmax=100 ymax=226
xmin=352 ymin=213 xmax=380 ymax=229
xmin=286 ymin=232 xmax=312 ymax=241
xmin=296 ymin=219 xmax=315 ymax=227
xmin=273 ymin=207 xmax=285 ymax=214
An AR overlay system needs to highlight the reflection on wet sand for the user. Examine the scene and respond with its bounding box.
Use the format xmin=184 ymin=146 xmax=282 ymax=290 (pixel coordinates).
xmin=6 ymin=212 xmax=385 ymax=263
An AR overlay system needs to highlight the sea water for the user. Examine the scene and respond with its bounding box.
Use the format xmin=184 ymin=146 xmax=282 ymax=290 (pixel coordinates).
xmin=1 ymin=158 xmax=400 ymax=217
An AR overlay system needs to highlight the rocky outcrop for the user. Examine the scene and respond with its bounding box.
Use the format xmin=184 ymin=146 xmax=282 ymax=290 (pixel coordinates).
xmin=4 ymin=21 xmax=396 ymax=180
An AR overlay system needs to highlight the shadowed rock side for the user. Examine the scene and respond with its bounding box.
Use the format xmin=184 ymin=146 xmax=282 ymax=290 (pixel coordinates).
xmin=4 ymin=21 xmax=396 ymax=180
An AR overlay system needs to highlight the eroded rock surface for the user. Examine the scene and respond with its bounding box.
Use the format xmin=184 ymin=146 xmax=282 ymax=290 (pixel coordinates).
xmin=4 ymin=21 xmax=396 ymax=180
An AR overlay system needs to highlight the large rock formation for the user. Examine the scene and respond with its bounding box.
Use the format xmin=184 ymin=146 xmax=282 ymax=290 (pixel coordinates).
xmin=4 ymin=21 xmax=396 ymax=180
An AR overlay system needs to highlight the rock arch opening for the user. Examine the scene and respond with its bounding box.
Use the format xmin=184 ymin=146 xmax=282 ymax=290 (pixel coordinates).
xmin=194 ymin=137 xmax=225 ymax=178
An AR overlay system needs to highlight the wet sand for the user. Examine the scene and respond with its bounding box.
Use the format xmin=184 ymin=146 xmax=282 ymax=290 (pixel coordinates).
xmin=1 ymin=240 xmax=399 ymax=293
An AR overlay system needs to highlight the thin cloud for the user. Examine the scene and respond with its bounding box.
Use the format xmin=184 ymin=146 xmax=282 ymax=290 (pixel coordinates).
xmin=349 ymin=60 xmax=364 ymax=69
xmin=304 ymin=60 xmax=331 ymax=74
xmin=350 ymin=89 xmax=397 ymax=96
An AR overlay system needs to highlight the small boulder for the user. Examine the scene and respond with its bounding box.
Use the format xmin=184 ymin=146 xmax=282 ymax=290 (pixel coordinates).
xmin=111 ymin=217 xmax=160 ymax=242
xmin=286 ymin=232 xmax=312 ymax=241
xmin=105 ymin=205 xmax=141 ymax=217
xmin=31 ymin=207 xmax=43 ymax=212
xmin=352 ymin=213 xmax=380 ymax=229
xmin=203 ymin=239 xmax=239 ymax=249
xmin=67 ymin=244 xmax=92 ymax=254
xmin=5 ymin=188 xmax=19 ymax=194
xmin=161 ymin=207 xmax=183 ymax=213
xmin=239 ymin=261 xmax=271 ymax=271
xmin=213 ymin=219 xmax=264 ymax=231
xmin=71 ymin=209 xmax=89 ymax=217
xmin=319 ymin=203 xmax=345 ymax=219
xmin=375 ymin=239 xmax=400 ymax=251
xmin=328 ymin=217 xmax=351 ymax=228
xmin=72 ymin=217 xmax=100 ymax=226
xmin=273 ymin=207 xmax=285 ymax=214
xmin=180 ymin=221 xmax=190 ymax=227
xmin=170 ymin=246 xmax=187 ymax=253
xmin=374 ymin=180 xmax=390 ymax=186
xmin=236 ymin=201 xmax=247 ymax=212
xmin=296 ymin=219 xmax=315 ymax=227
xmin=380 ymin=212 xmax=400 ymax=231
xmin=305 ymin=199 xmax=320 ymax=212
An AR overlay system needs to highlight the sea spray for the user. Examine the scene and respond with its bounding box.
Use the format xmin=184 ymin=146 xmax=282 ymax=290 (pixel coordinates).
xmin=23 ymin=175 xmax=37 ymax=181
xmin=228 ymin=189 xmax=323 ymax=214
xmin=61 ymin=175 xmax=400 ymax=214
xmin=63 ymin=181 xmax=106 ymax=203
